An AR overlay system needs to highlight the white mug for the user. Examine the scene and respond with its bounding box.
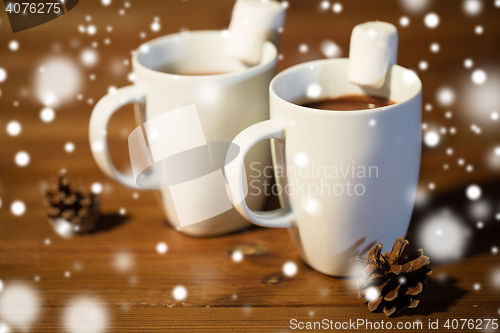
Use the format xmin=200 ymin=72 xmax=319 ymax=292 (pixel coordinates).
xmin=89 ymin=30 xmax=278 ymax=237
xmin=225 ymin=58 xmax=422 ymax=276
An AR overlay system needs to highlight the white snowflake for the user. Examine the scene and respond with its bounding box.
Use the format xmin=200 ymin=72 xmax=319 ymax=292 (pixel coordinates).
xmin=283 ymin=261 xmax=298 ymax=277
xmin=6 ymin=121 xmax=21 ymax=136
xmin=424 ymin=13 xmax=439 ymax=29
xmin=471 ymin=69 xmax=487 ymax=85
xmin=63 ymin=296 xmax=109 ymax=333
xmin=0 ymin=282 xmax=40 ymax=331
xmin=8 ymin=41 xmax=19 ymax=52
xmin=466 ymin=185 xmax=482 ymax=200
xmin=156 ymin=242 xmax=168 ymax=254
xmin=399 ymin=16 xmax=410 ymax=27
xmin=172 ymin=286 xmax=187 ymax=301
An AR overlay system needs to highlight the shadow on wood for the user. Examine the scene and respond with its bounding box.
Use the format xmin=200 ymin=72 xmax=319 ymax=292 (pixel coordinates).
xmin=406 ymin=177 xmax=500 ymax=262
xmin=393 ymin=276 xmax=467 ymax=317
xmin=91 ymin=213 xmax=130 ymax=233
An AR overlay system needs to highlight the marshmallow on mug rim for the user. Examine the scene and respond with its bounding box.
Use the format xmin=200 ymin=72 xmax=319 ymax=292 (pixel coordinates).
xmin=227 ymin=0 xmax=286 ymax=65
xmin=347 ymin=21 xmax=399 ymax=88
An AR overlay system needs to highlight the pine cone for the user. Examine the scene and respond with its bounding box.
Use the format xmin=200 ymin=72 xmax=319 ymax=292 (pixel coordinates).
xmin=356 ymin=237 xmax=432 ymax=316
xmin=43 ymin=171 xmax=101 ymax=234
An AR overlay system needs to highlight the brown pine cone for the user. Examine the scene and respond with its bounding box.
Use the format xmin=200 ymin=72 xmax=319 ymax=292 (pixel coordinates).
xmin=356 ymin=237 xmax=432 ymax=316
xmin=43 ymin=171 xmax=101 ymax=234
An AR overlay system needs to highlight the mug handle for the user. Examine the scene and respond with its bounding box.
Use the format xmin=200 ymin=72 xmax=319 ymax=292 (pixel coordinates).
xmin=225 ymin=119 xmax=294 ymax=228
xmin=89 ymin=85 xmax=157 ymax=189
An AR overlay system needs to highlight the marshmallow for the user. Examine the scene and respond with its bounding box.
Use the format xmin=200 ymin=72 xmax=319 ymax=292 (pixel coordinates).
xmin=227 ymin=0 xmax=286 ymax=65
xmin=347 ymin=21 xmax=399 ymax=88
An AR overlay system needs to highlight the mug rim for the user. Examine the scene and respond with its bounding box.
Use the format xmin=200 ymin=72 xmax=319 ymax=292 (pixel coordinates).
xmin=131 ymin=30 xmax=278 ymax=81
xmin=270 ymin=58 xmax=422 ymax=114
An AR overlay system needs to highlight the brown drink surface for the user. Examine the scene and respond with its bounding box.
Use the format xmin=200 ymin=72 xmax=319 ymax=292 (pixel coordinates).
xmin=302 ymin=94 xmax=395 ymax=111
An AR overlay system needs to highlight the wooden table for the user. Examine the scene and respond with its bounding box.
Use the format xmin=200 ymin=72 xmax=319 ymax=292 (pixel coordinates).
xmin=1 ymin=0 xmax=499 ymax=331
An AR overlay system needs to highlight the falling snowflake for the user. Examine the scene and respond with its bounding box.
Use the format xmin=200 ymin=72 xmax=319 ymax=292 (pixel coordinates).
xmin=491 ymin=269 xmax=500 ymax=288
xmin=436 ymin=87 xmax=455 ymax=106
xmin=299 ymin=44 xmax=309 ymax=53
xmin=10 ymin=201 xmax=26 ymax=216
xmin=8 ymin=41 xmax=19 ymax=52
xmin=112 ymin=251 xmax=134 ymax=272
xmin=424 ymin=131 xmax=440 ymax=147
xmin=418 ymin=210 xmax=469 ymax=262
xmin=172 ymin=286 xmax=187 ymax=301
xmin=91 ymin=182 xmax=103 ymax=194
xmin=463 ymin=0 xmax=483 ymax=16
xmin=0 ymin=322 xmax=10 ymax=333
xmin=64 ymin=142 xmax=75 ymax=153
xmin=320 ymin=40 xmax=341 ymax=58
xmin=399 ymin=0 xmax=430 ymax=14
xmin=320 ymin=0 xmax=330 ymax=11
xmin=6 ymin=121 xmax=21 ymax=136
xmin=231 ymin=250 xmax=243 ymax=262
xmin=63 ymin=296 xmax=109 ymax=333
xmin=80 ymin=49 xmax=98 ymax=67
xmin=470 ymin=123 xmax=482 ymax=134
xmin=332 ymin=2 xmax=342 ymax=13
xmin=127 ymin=73 xmax=136 ymax=82
xmin=399 ymin=16 xmax=410 ymax=27
xmin=294 ymin=153 xmax=309 ymax=168
xmin=0 ymin=68 xmax=7 ymax=83
xmin=418 ymin=60 xmax=428 ymax=71
xmin=466 ymin=184 xmax=482 ymax=200
xmin=471 ymin=69 xmax=487 ymax=85
xmin=365 ymin=287 xmax=380 ymax=301
xmin=0 ymin=282 xmax=40 ymax=331
xmin=469 ymin=200 xmax=492 ymax=220
xmin=14 ymin=151 xmax=30 ymax=167
xmin=283 ymin=261 xmax=298 ymax=277
xmin=35 ymin=56 xmax=82 ymax=107
xmin=156 ymin=242 xmax=168 ymax=254
xmin=87 ymin=25 xmax=97 ymax=35
xmin=414 ymin=186 xmax=430 ymax=207
xmin=304 ymin=198 xmax=322 ymax=216
xmin=430 ymin=42 xmax=440 ymax=53
xmin=306 ymin=83 xmax=322 ymax=98
xmin=424 ymin=13 xmax=439 ymax=29
xmin=151 ymin=21 xmax=161 ymax=32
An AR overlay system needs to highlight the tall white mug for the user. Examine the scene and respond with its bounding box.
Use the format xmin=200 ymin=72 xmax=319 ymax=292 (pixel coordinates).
xmin=226 ymin=58 xmax=422 ymax=276
xmin=89 ymin=31 xmax=278 ymax=237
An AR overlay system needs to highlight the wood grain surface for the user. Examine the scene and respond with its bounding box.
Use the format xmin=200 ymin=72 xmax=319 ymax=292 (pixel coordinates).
xmin=1 ymin=0 xmax=499 ymax=331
